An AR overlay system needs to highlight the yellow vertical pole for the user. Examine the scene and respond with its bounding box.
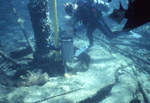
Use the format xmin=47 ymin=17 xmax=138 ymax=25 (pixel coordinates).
xmin=52 ymin=0 xmax=59 ymax=58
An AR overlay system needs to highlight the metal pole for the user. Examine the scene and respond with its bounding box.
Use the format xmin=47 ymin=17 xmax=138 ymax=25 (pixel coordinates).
xmin=52 ymin=0 xmax=59 ymax=58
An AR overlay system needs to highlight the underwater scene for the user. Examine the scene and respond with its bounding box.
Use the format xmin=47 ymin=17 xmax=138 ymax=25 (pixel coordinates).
xmin=0 ymin=0 xmax=150 ymax=103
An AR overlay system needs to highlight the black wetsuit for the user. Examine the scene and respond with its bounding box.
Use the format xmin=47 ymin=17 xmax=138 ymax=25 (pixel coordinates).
xmin=73 ymin=1 xmax=125 ymax=45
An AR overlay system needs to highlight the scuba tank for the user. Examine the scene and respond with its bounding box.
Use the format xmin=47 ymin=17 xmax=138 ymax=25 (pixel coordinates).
xmin=75 ymin=0 xmax=110 ymax=13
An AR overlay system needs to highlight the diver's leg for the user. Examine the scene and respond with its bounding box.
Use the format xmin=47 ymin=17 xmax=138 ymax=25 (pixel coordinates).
xmin=97 ymin=16 xmax=128 ymax=38
xmin=86 ymin=24 xmax=96 ymax=45
xmin=97 ymin=16 xmax=114 ymax=38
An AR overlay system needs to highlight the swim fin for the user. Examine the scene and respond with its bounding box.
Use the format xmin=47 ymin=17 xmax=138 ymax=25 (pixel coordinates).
xmin=75 ymin=45 xmax=89 ymax=57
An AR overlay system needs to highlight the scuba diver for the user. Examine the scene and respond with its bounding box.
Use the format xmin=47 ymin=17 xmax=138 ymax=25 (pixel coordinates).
xmin=64 ymin=0 xmax=129 ymax=47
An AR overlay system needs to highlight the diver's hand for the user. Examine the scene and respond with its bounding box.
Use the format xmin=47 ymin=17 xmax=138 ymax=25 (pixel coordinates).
xmin=63 ymin=15 xmax=76 ymax=27
xmin=63 ymin=15 xmax=73 ymax=26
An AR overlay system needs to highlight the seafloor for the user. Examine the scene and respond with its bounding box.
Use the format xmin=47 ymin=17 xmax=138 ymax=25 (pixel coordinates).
xmin=0 ymin=22 xmax=150 ymax=102
xmin=0 ymin=0 xmax=150 ymax=103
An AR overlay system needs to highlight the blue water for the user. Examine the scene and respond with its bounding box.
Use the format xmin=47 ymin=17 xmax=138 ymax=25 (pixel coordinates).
xmin=0 ymin=0 xmax=150 ymax=103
